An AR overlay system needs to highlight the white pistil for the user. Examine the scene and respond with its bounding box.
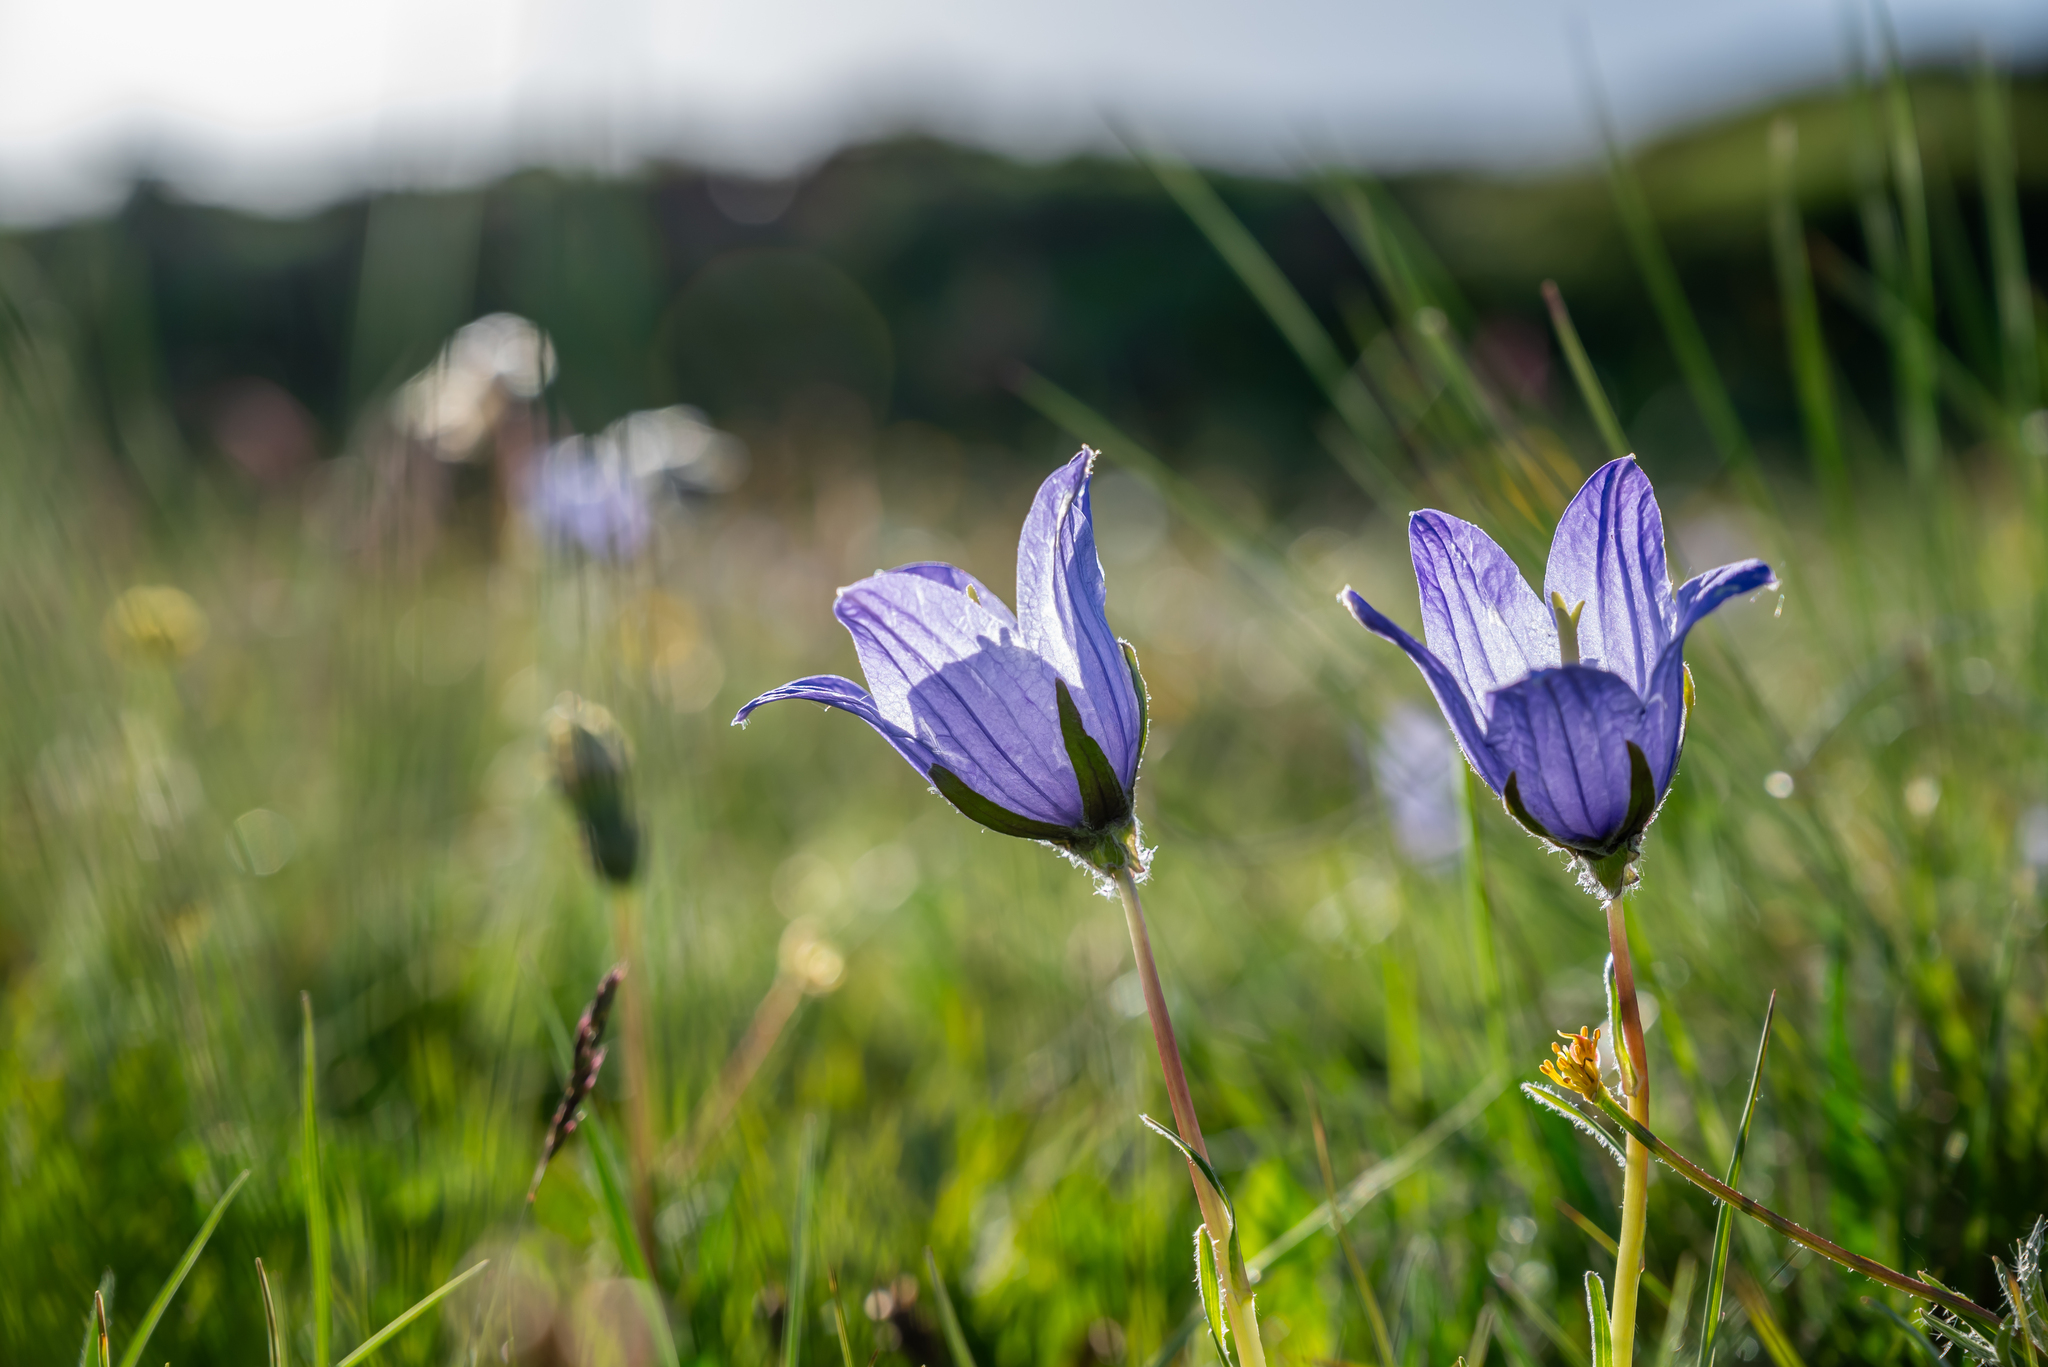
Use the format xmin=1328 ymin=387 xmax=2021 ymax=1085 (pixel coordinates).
xmin=1550 ymin=591 xmax=1586 ymax=665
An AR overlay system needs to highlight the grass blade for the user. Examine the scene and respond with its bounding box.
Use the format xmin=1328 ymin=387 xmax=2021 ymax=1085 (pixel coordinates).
xmin=1975 ymin=58 xmax=2039 ymax=415
xmin=924 ymin=1246 xmax=979 ymax=1367
xmin=93 ymin=1288 xmax=111 ymax=1367
xmin=827 ymin=1270 xmax=857 ymax=1367
xmin=1729 ymin=1270 xmax=1805 ymax=1367
xmin=257 ymin=1258 xmax=284 ymax=1367
xmin=1139 ymin=147 xmax=1407 ymax=503
xmin=1541 ymin=280 xmax=1628 ymax=461
xmin=1651 ymin=1254 xmax=1696 ymax=1367
xmin=303 ymin=991 xmax=332 ymax=1367
xmin=1307 ymin=1084 xmax=1396 ymax=1367
xmin=1695 ymin=992 xmax=1774 ymax=1367
xmin=1554 ymin=1201 xmax=1669 ymax=1306
xmin=1586 ymin=1271 xmax=1614 ymax=1367
xmin=1599 ymin=127 xmax=1759 ymax=487
xmin=332 ymin=1259 xmax=490 ymax=1367
xmin=784 ymin=1114 xmax=820 ymax=1367
xmin=113 ymin=1168 xmax=251 ymax=1367
xmin=532 ymin=969 xmax=680 ymax=1367
xmin=1880 ymin=30 xmax=1940 ymax=482
xmin=1765 ymin=119 xmax=1848 ymax=512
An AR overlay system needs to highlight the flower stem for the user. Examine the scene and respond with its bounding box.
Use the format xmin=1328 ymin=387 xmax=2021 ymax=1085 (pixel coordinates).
xmin=1577 ymin=1086 xmax=2002 ymax=1329
xmin=611 ymin=885 xmax=658 ymax=1261
xmin=1112 ymin=867 xmax=1268 ymax=1367
xmin=1606 ymin=897 xmax=1651 ymax=1367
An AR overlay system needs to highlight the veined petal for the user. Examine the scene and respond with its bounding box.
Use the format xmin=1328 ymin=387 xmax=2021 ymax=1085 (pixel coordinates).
xmin=731 ymin=674 xmax=938 ymax=779
xmin=1486 ymin=665 xmax=1655 ymax=852
xmin=1642 ymin=558 xmax=1778 ymax=786
xmin=1544 ymin=457 xmax=1675 ymax=697
xmin=886 ymin=561 xmax=1017 ymax=626
xmin=1014 ymin=449 xmax=1145 ymax=790
xmin=1340 ymin=587 xmax=1510 ymax=793
xmin=1410 ymin=509 xmax=1556 ymax=717
xmin=836 ymin=569 xmax=1086 ymax=827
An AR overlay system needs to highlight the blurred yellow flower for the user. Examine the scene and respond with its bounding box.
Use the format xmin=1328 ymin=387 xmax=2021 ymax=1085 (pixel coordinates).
xmin=103 ymin=585 xmax=209 ymax=663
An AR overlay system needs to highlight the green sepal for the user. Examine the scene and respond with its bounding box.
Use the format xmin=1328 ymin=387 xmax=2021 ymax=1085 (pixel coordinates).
xmin=1502 ymin=773 xmax=1555 ymax=844
xmin=1195 ymin=1224 xmax=1235 ymax=1367
xmin=929 ymin=765 xmax=1080 ymax=841
xmin=1056 ymin=678 xmax=1131 ymax=830
xmin=1120 ymin=640 xmax=1151 ymax=770
xmin=1586 ymin=1272 xmax=1615 ymax=1367
xmin=1618 ymin=741 xmax=1657 ymax=843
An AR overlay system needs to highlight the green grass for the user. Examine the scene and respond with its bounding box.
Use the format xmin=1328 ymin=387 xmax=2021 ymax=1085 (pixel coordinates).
xmin=3 ymin=66 xmax=2048 ymax=1367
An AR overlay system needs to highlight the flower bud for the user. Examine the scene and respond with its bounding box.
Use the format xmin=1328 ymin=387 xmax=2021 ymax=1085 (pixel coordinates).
xmin=545 ymin=694 xmax=641 ymax=884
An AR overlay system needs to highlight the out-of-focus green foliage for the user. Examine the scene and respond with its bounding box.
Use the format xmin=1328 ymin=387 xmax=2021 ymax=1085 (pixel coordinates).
xmin=2 ymin=66 xmax=2047 ymax=1367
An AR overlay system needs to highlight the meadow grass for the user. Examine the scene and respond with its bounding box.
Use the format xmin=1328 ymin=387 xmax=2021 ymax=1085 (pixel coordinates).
xmin=2 ymin=64 xmax=2046 ymax=1367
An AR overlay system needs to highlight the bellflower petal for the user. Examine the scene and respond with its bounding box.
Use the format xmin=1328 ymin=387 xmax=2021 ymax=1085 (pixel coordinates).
xmin=1015 ymin=449 xmax=1144 ymax=789
xmin=835 ymin=570 xmax=1083 ymax=827
xmin=888 ymin=562 xmax=1017 ymax=626
xmin=1409 ymin=510 xmax=1556 ymax=717
xmin=732 ymin=674 xmax=937 ymax=778
xmin=1641 ymin=558 xmax=1779 ymax=786
xmin=1340 ymin=587 xmax=1510 ymax=792
xmin=1543 ymin=457 xmax=1675 ymax=695
xmin=1487 ymin=666 xmax=1654 ymax=852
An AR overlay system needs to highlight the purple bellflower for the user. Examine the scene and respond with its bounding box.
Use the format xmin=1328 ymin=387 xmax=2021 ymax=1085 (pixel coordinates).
xmin=734 ymin=449 xmax=1150 ymax=875
xmin=1340 ymin=457 xmax=1775 ymax=894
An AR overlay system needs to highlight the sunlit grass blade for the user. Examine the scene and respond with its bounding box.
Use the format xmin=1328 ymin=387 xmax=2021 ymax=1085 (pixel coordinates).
xmin=1699 ymin=992 xmax=1775 ymax=1367
xmin=303 ymin=991 xmax=332 ymax=1367
xmin=1866 ymin=1297 xmax=1947 ymax=1365
xmin=93 ymin=1287 xmax=111 ymax=1367
xmin=1765 ymin=119 xmax=1848 ymax=513
xmin=1730 ymin=1270 xmax=1806 ymax=1367
xmin=1586 ymin=1272 xmax=1614 ymax=1367
xmin=1307 ymin=1084 xmax=1395 ymax=1367
xmin=113 ymin=1168 xmax=250 ymax=1367
xmin=827 ymin=1270 xmax=857 ymax=1367
xmin=1598 ymin=128 xmax=1760 ymax=489
xmin=1554 ymin=1201 xmax=1668 ymax=1307
xmin=1541 ymin=281 xmax=1628 ymax=461
xmin=1138 ymin=148 xmax=1408 ymax=506
xmin=784 ymin=1114 xmax=820 ymax=1367
xmin=1462 ymin=1299 xmax=1496 ymax=1367
xmin=331 ymin=1259 xmax=489 ymax=1367
xmin=1974 ymin=59 xmax=2039 ymax=415
xmin=924 ymin=1246 xmax=979 ymax=1367
xmin=1879 ymin=28 xmax=1940 ymax=482
xmin=1493 ymin=1264 xmax=1587 ymax=1366
xmin=257 ymin=1258 xmax=283 ymax=1367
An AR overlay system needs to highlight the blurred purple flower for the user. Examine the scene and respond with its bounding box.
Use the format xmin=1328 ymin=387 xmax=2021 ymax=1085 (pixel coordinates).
xmin=531 ymin=437 xmax=651 ymax=559
xmin=1341 ymin=457 xmax=1774 ymax=892
xmin=734 ymin=449 xmax=1150 ymax=872
xmin=1370 ymin=703 xmax=1465 ymax=866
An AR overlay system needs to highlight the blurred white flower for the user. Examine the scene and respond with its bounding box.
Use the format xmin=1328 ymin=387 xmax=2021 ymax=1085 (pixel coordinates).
xmin=1370 ymin=702 xmax=1465 ymax=866
xmin=396 ymin=313 xmax=556 ymax=459
xmin=2019 ymin=805 xmax=2048 ymax=869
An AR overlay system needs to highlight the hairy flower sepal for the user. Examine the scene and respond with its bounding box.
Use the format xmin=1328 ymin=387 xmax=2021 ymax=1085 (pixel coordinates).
xmin=734 ymin=449 xmax=1153 ymax=878
xmin=1527 ymin=1031 xmax=2002 ymax=1332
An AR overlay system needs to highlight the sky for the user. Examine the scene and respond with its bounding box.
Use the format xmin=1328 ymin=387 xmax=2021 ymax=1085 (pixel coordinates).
xmin=0 ymin=0 xmax=2041 ymax=223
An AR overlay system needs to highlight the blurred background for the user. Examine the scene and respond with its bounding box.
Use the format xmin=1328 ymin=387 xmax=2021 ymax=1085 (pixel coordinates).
xmin=3 ymin=3 xmax=2048 ymax=1364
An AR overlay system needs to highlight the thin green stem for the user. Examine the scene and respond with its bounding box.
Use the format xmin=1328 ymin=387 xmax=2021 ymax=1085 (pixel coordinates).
xmin=1605 ymin=899 xmax=1651 ymax=1367
xmin=1572 ymin=1090 xmax=1999 ymax=1328
xmin=1112 ymin=867 xmax=1268 ymax=1367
